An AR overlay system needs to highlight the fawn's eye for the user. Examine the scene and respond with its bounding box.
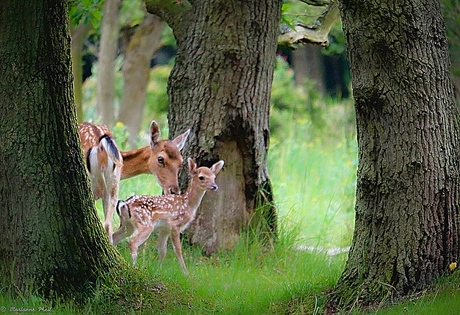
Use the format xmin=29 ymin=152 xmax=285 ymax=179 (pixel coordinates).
xmin=158 ymin=156 xmax=165 ymax=165
xmin=198 ymin=175 xmax=205 ymax=181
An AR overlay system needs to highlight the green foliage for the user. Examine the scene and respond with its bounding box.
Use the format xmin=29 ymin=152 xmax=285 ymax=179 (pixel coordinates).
xmin=120 ymin=0 xmax=145 ymax=27
xmin=82 ymin=62 xmax=171 ymax=129
xmin=442 ymin=0 xmax=460 ymax=77
xmin=281 ymin=0 xmax=326 ymax=27
xmin=143 ymin=65 xmax=172 ymax=128
xmin=68 ymin=0 xmax=103 ymax=28
xmin=270 ymin=56 xmax=324 ymax=134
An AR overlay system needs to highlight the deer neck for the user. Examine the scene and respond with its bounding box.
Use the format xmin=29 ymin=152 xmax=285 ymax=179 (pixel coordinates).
xmin=120 ymin=146 xmax=151 ymax=179
xmin=183 ymin=179 xmax=207 ymax=215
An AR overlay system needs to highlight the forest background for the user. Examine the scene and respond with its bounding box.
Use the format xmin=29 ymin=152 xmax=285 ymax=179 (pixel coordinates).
xmin=1 ymin=0 xmax=459 ymax=313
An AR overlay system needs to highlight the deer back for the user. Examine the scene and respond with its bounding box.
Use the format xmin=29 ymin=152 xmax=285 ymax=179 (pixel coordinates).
xmin=78 ymin=122 xmax=112 ymax=153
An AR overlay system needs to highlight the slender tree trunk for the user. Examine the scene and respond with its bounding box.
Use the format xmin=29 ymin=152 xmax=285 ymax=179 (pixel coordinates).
xmin=292 ymin=45 xmax=325 ymax=94
xmin=0 ymin=0 xmax=122 ymax=298
xmin=331 ymin=0 xmax=460 ymax=308
xmin=97 ymin=0 xmax=120 ymax=126
xmin=71 ymin=21 xmax=92 ymax=122
xmin=118 ymin=13 xmax=165 ymax=148
xmin=146 ymin=0 xmax=282 ymax=254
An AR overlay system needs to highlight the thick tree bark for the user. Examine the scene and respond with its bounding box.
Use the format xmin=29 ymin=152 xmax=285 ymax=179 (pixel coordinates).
xmin=146 ymin=0 xmax=281 ymax=254
xmin=331 ymin=0 xmax=460 ymax=308
xmin=118 ymin=13 xmax=165 ymax=148
xmin=97 ymin=0 xmax=120 ymax=126
xmin=0 ymin=0 xmax=122 ymax=298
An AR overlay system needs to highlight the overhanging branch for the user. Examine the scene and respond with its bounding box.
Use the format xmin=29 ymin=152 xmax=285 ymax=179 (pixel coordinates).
xmin=144 ymin=0 xmax=191 ymax=28
xmin=278 ymin=0 xmax=340 ymax=48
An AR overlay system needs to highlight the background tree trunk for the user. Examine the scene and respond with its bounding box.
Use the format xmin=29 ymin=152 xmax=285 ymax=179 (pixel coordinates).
xmin=0 ymin=0 xmax=122 ymax=298
xmin=331 ymin=0 xmax=460 ymax=308
xmin=292 ymin=45 xmax=325 ymax=95
xmin=146 ymin=0 xmax=282 ymax=254
xmin=118 ymin=13 xmax=165 ymax=148
xmin=71 ymin=21 xmax=92 ymax=123
xmin=97 ymin=0 xmax=120 ymax=126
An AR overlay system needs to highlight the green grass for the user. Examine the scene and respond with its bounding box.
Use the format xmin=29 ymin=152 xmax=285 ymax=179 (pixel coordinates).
xmin=112 ymin=234 xmax=347 ymax=314
xmin=3 ymin=101 xmax=460 ymax=314
xmin=91 ymin=102 xmax=356 ymax=314
xmin=269 ymin=119 xmax=357 ymax=250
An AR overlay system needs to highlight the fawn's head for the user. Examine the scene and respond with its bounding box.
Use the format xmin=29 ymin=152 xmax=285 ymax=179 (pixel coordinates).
xmin=188 ymin=158 xmax=225 ymax=191
xmin=148 ymin=121 xmax=190 ymax=195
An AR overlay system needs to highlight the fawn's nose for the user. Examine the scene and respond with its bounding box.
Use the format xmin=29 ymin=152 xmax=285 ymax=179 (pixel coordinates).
xmin=209 ymin=184 xmax=218 ymax=191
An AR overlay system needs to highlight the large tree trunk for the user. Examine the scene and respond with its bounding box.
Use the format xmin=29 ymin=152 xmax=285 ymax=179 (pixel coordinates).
xmin=97 ymin=0 xmax=120 ymax=126
xmin=331 ymin=0 xmax=460 ymax=308
xmin=0 ymin=0 xmax=122 ymax=298
xmin=118 ymin=13 xmax=165 ymax=148
xmin=146 ymin=0 xmax=281 ymax=254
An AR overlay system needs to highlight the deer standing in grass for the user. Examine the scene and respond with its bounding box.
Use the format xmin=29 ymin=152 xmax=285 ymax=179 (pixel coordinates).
xmin=79 ymin=122 xmax=123 ymax=245
xmin=113 ymin=158 xmax=225 ymax=275
xmin=79 ymin=120 xmax=190 ymax=244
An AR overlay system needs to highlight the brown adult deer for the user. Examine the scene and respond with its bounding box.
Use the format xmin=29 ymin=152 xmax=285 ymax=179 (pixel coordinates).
xmin=79 ymin=122 xmax=123 ymax=245
xmin=113 ymin=158 xmax=225 ymax=275
xmin=78 ymin=121 xmax=189 ymax=244
xmin=79 ymin=120 xmax=189 ymax=194
xmin=119 ymin=120 xmax=190 ymax=195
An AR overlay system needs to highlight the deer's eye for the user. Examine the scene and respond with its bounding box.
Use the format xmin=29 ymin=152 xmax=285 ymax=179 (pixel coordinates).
xmin=198 ymin=175 xmax=205 ymax=181
xmin=158 ymin=156 xmax=165 ymax=165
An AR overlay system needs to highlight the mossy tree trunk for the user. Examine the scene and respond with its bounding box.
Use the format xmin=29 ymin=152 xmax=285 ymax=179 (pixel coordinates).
xmin=331 ymin=0 xmax=460 ymax=308
xmin=146 ymin=0 xmax=281 ymax=254
xmin=0 ymin=0 xmax=123 ymax=298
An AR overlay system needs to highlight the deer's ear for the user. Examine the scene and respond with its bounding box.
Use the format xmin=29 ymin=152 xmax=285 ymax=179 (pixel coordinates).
xmin=172 ymin=129 xmax=190 ymax=151
xmin=211 ymin=160 xmax=224 ymax=175
xmin=188 ymin=158 xmax=197 ymax=174
xmin=150 ymin=120 xmax=160 ymax=148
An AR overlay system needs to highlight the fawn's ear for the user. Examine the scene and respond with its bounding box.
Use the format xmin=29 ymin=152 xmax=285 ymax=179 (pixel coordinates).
xmin=172 ymin=129 xmax=190 ymax=151
xmin=117 ymin=199 xmax=132 ymax=218
xmin=188 ymin=158 xmax=197 ymax=174
xmin=211 ymin=160 xmax=224 ymax=175
xmin=150 ymin=120 xmax=160 ymax=148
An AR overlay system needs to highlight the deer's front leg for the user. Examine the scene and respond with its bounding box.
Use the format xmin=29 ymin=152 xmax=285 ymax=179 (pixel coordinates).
xmin=113 ymin=221 xmax=134 ymax=245
xmin=170 ymin=228 xmax=188 ymax=275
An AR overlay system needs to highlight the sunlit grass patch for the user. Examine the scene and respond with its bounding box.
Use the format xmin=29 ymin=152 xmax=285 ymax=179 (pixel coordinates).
xmin=269 ymin=118 xmax=357 ymax=249
xmin=113 ymin=219 xmax=348 ymax=314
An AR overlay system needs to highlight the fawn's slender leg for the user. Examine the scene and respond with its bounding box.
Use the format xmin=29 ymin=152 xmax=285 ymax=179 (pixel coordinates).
xmin=129 ymin=226 xmax=154 ymax=265
xmin=113 ymin=221 xmax=134 ymax=245
xmin=170 ymin=228 xmax=188 ymax=275
xmin=156 ymin=228 xmax=170 ymax=262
